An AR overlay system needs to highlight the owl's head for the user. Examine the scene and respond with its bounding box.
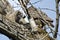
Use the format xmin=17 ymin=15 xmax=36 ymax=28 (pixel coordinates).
xmin=15 ymin=11 xmax=29 ymax=24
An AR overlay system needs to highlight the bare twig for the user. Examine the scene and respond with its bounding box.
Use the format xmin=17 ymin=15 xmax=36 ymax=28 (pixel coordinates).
xmin=18 ymin=0 xmax=31 ymax=18
xmin=30 ymin=0 xmax=42 ymax=4
xmin=39 ymin=8 xmax=56 ymax=12
xmin=41 ymin=33 xmax=49 ymax=40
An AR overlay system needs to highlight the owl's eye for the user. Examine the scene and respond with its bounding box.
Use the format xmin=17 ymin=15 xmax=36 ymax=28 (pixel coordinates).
xmin=23 ymin=16 xmax=26 ymax=18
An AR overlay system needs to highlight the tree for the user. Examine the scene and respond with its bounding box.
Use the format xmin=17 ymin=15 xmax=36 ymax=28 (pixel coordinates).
xmin=0 ymin=0 xmax=60 ymax=40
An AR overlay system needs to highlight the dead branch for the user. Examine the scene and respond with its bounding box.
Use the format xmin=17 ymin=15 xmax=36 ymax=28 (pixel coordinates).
xmin=18 ymin=0 xmax=31 ymax=18
xmin=53 ymin=0 xmax=59 ymax=38
xmin=39 ymin=8 xmax=56 ymax=12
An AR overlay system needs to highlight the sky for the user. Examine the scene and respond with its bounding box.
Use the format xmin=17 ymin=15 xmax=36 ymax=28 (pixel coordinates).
xmin=0 ymin=0 xmax=60 ymax=40
xmin=0 ymin=33 xmax=9 ymax=40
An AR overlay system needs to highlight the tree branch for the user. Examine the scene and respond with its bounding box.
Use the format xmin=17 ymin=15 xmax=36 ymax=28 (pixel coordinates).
xmin=18 ymin=0 xmax=31 ymax=18
xmin=39 ymin=8 xmax=56 ymax=12
xmin=53 ymin=0 xmax=59 ymax=38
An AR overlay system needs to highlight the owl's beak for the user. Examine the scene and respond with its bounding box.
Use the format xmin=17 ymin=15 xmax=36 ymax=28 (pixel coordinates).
xmin=24 ymin=16 xmax=29 ymax=23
